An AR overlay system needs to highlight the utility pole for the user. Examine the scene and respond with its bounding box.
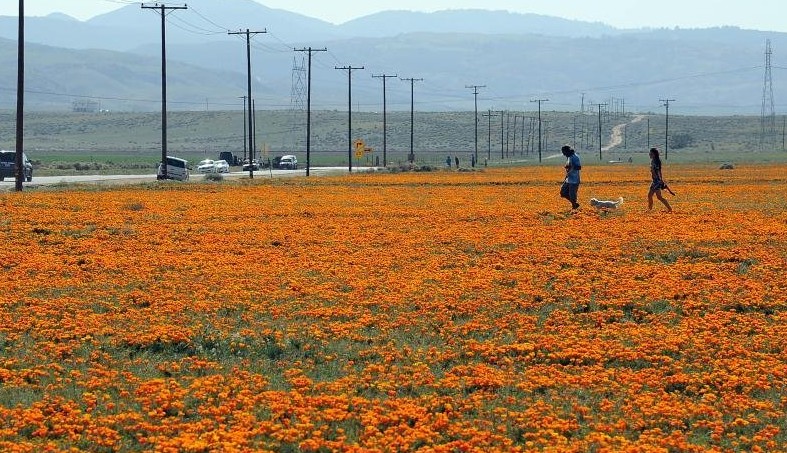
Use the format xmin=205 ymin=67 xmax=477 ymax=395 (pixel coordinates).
xmin=142 ymin=3 xmax=187 ymax=181
xmin=482 ymin=110 xmax=497 ymax=161
xmin=14 ymin=0 xmax=24 ymax=191
xmin=295 ymin=47 xmax=327 ymax=176
xmin=624 ymin=124 xmax=627 ymax=149
xmin=592 ymin=103 xmax=608 ymax=161
xmin=529 ymin=117 xmax=537 ymax=155
xmin=499 ymin=110 xmax=505 ymax=160
xmin=252 ymin=98 xmax=257 ymax=165
xmin=336 ymin=65 xmax=364 ymax=172
xmin=584 ymin=115 xmax=590 ymax=149
xmin=543 ymin=120 xmax=551 ymax=153
xmin=401 ymin=77 xmax=423 ymax=163
xmin=531 ymin=99 xmax=548 ymax=163
xmin=572 ymin=116 xmax=578 ymax=152
xmin=521 ymin=116 xmax=527 ymax=156
xmin=660 ymin=98 xmax=675 ymax=160
xmin=239 ymin=96 xmax=247 ymax=161
xmin=229 ymin=28 xmax=266 ymax=178
xmin=373 ymin=73 xmax=397 ymax=167
xmin=505 ymin=111 xmax=511 ymax=158
xmin=466 ymin=85 xmax=485 ymax=162
xmin=520 ymin=116 xmax=526 ymax=156
xmin=512 ymin=114 xmax=519 ymax=157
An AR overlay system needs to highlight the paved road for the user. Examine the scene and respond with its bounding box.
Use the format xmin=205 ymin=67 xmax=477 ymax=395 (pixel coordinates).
xmin=0 ymin=167 xmax=367 ymax=190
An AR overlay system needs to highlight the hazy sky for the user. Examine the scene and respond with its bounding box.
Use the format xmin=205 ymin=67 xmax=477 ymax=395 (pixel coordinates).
xmin=2 ymin=0 xmax=786 ymax=32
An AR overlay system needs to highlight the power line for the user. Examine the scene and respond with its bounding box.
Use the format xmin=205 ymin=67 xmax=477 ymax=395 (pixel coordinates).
xmin=186 ymin=5 xmax=232 ymax=32
xmin=167 ymin=13 xmax=225 ymax=36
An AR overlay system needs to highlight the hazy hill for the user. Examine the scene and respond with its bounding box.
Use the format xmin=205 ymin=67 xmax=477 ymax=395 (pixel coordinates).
xmin=0 ymin=0 xmax=342 ymax=52
xmin=335 ymin=9 xmax=617 ymax=38
xmin=0 ymin=38 xmax=250 ymax=111
xmin=1 ymin=2 xmax=786 ymax=114
xmin=125 ymin=30 xmax=781 ymax=115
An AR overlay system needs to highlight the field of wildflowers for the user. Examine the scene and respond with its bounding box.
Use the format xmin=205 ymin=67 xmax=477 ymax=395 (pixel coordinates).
xmin=0 ymin=163 xmax=785 ymax=452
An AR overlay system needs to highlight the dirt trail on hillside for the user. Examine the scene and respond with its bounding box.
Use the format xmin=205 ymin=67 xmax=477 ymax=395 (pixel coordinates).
xmin=602 ymin=114 xmax=645 ymax=151
xmin=531 ymin=114 xmax=648 ymax=160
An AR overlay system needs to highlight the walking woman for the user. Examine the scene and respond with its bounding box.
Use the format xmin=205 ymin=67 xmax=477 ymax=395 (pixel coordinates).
xmin=648 ymin=147 xmax=672 ymax=212
xmin=560 ymin=145 xmax=581 ymax=209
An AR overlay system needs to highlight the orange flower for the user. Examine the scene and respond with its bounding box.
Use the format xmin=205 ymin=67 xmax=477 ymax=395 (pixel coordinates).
xmin=0 ymin=164 xmax=784 ymax=450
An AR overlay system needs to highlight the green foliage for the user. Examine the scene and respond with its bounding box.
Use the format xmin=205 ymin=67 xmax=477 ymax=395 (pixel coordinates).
xmin=670 ymin=132 xmax=694 ymax=149
xmin=0 ymin=110 xmax=785 ymax=174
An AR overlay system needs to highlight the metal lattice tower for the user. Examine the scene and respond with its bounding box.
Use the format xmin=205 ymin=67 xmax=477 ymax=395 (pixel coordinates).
xmin=761 ymin=39 xmax=776 ymax=147
xmin=289 ymin=56 xmax=307 ymax=151
xmin=291 ymin=56 xmax=307 ymax=111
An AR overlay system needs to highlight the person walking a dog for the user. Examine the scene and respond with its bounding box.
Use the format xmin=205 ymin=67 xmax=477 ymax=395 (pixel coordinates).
xmin=560 ymin=145 xmax=581 ymax=210
xmin=647 ymin=147 xmax=673 ymax=212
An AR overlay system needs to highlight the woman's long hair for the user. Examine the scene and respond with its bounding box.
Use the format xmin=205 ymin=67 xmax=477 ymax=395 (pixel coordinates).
xmin=649 ymin=147 xmax=661 ymax=165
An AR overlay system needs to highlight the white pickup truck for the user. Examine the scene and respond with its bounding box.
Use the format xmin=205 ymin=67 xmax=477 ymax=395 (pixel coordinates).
xmin=279 ymin=155 xmax=298 ymax=170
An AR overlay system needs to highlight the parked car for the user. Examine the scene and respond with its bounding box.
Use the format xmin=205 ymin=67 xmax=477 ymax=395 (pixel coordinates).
xmin=157 ymin=156 xmax=189 ymax=181
xmin=279 ymin=155 xmax=298 ymax=170
xmin=214 ymin=159 xmax=230 ymax=173
xmin=197 ymin=159 xmax=216 ymax=173
xmin=218 ymin=152 xmax=240 ymax=166
xmin=0 ymin=150 xmax=33 ymax=182
xmin=242 ymin=159 xmax=259 ymax=171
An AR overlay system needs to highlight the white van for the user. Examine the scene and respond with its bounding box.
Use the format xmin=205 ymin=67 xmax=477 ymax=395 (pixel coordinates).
xmin=157 ymin=156 xmax=189 ymax=181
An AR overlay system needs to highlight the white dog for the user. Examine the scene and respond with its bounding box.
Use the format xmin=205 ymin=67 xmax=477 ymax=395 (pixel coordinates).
xmin=589 ymin=197 xmax=624 ymax=210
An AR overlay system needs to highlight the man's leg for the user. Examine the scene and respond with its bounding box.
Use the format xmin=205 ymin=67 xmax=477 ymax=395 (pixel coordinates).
xmin=569 ymin=184 xmax=580 ymax=209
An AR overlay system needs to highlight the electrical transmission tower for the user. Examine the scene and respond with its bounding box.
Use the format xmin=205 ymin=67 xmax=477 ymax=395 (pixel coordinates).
xmin=289 ymin=56 xmax=307 ymax=152
xmin=761 ymin=39 xmax=776 ymax=149
xmin=291 ymin=56 xmax=307 ymax=111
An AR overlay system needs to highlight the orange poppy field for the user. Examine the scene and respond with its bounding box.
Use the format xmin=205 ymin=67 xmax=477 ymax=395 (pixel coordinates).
xmin=0 ymin=163 xmax=785 ymax=452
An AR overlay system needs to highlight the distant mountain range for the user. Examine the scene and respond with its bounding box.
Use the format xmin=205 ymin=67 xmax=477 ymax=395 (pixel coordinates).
xmin=1 ymin=0 xmax=785 ymax=115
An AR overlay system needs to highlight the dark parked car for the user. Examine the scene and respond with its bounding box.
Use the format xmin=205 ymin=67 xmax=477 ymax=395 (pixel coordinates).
xmin=0 ymin=151 xmax=33 ymax=182
xmin=219 ymin=151 xmax=241 ymax=166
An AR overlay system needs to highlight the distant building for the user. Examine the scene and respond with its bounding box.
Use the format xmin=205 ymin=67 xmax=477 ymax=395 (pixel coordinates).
xmin=72 ymin=100 xmax=100 ymax=113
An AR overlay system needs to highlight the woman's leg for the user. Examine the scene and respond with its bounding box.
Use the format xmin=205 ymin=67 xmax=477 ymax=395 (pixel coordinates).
xmin=656 ymin=191 xmax=672 ymax=212
xmin=647 ymin=189 xmax=655 ymax=210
